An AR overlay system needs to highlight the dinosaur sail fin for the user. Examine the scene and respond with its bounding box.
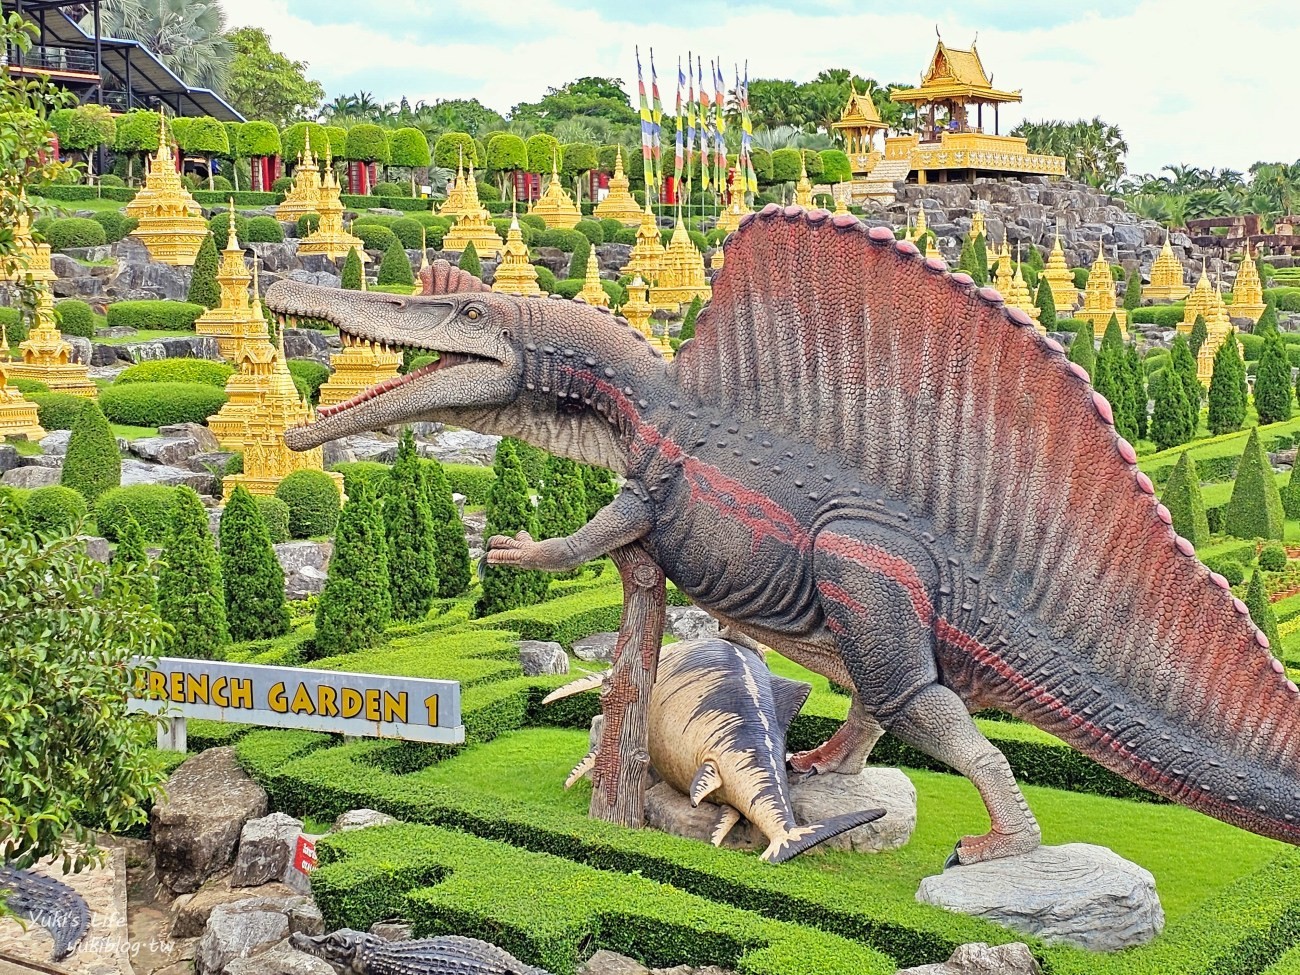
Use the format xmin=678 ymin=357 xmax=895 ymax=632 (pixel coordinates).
xmin=769 ymin=676 xmax=812 ymax=734
xmin=690 ymin=760 xmax=722 ymax=806
xmin=762 ymin=808 xmax=886 ymax=864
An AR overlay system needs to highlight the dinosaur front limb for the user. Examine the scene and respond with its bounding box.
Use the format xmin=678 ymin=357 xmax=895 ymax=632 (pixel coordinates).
xmin=485 ymin=488 xmax=652 ymax=572
xmin=789 ymin=696 xmax=883 ymax=775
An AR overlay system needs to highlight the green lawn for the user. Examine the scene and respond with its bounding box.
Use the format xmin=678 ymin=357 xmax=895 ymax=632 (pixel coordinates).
xmin=93 ymin=328 xmax=197 ymax=346
xmin=110 ymin=423 xmax=157 ymax=442
xmin=30 ymin=194 xmax=128 ymax=215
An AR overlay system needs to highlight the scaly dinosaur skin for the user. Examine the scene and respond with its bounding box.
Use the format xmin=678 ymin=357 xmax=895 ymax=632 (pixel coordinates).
xmin=266 ymin=206 xmax=1300 ymax=865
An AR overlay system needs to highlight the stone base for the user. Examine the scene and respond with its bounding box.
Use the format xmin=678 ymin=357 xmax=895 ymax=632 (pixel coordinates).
xmin=897 ymin=941 xmax=1040 ymax=975
xmin=915 ymin=843 xmax=1163 ymax=951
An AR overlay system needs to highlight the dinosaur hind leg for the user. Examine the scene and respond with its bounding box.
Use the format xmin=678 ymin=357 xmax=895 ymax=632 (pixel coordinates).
xmin=789 ymin=695 xmax=883 ymax=775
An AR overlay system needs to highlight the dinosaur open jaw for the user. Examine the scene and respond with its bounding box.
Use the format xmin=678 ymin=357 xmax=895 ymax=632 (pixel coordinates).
xmin=314 ymin=350 xmax=492 ymax=419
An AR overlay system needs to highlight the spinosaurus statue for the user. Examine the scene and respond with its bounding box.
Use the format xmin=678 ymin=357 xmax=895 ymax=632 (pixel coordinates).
xmin=267 ymin=205 xmax=1300 ymax=865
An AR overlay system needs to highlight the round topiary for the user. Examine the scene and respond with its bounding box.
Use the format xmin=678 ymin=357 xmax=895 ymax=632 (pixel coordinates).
xmin=534 ymin=265 xmax=557 ymax=293
xmin=95 ymin=484 xmax=180 ymax=542
xmin=253 ymin=495 xmax=291 ymax=544
xmin=537 ymin=228 xmax=587 ymax=252
xmin=115 ymin=359 xmax=234 ymax=386
xmin=1259 ymin=544 xmax=1289 ymax=572
xmin=343 ymin=123 xmax=391 ymax=164
xmin=287 ymin=359 xmax=330 ymax=404
xmin=55 ymin=299 xmax=96 ymax=338
xmin=238 ymin=121 xmax=281 ymax=158
xmin=272 ymin=176 xmax=294 ymax=193
xmin=281 ymin=121 xmax=329 ymax=164
xmin=46 ymin=217 xmax=107 ymax=251
xmin=574 ymin=219 xmax=604 ymax=245
xmin=208 ymin=211 xmax=249 ymax=244
xmin=1204 ymin=556 xmax=1246 ymax=587
xmin=296 ymin=212 xmax=321 ymax=237
xmin=210 ymin=174 xmax=233 ymax=192
xmin=99 ymin=382 xmax=227 ymax=426
xmin=275 ymin=469 xmax=342 ymax=538
xmin=90 ymin=210 xmax=138 ymax=243
xmin=24 ymin=485 xmax=88 ymax=535
xmin=389 ymin=127 xmax=431 ymax=170
xmin=98 ymin=173 xmax=126 ymax=188
xmin=390 ymin=217 xmax=425 ymax=249
xmin=244 ymin=216 xmax=284 ymax=242
xmin=372 ymin=181 xmax=407 ymax=198
xmin=352 ymin=223 xmax=399 ymax=252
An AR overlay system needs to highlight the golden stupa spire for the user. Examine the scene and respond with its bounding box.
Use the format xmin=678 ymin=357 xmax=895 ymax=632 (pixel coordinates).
xmin=124 ymin=112 xmax=206 ymax=265
xmin=529 ymin=150 xmax=581 ymax=229
xmin=1040 ymin=217 xmax=1079 ymax=311
xmin=492 ymin=192 xmax=542 ymax=296
xmin=1146 ymin=229 xmax=1189 ymax=302
xmin=6 ymin=281 xmax=95 ymax=396
xmin=196 ymin=197 xmax=271 ymax=361
xmin=0 ymin=313 xmax=45 ymax=440
xmin=593 ymin=144 xmax=643 ymax=225
xmin=1230 ymin=243 xmax=1266 ymax=322
xmin=1006 ymin=242 xmax=1043 ymax=332
xmin=1077 ymin=236 xmax=1125 ymax=329
xmin=622 ymin=200 xmax=665 ymax=284
xmin=794 ymin=152 xmax=814 ymax=209
xmin=578 ymin=244 xmax=610 ymax=308
xmin=650 ymin=216 xmax=710 ymax=310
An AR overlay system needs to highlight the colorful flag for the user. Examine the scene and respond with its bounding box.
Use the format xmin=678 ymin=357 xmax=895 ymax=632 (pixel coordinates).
xmin=696 ymin=56 xmax=709 ymax=193
xmin=650 ymin=49 xmax=663 ymax=192
xmin=637 ymin=47 xmax=653 ymax=188
xmin=740 ymin=61 xmax=757 ymax=194
xmin=713 ymin=59 xmax=728 ymax=187
xmin=674 ymin=58 xmax=685 ymax=190
xmin=685 ymin=53 xmax=695 ymax=194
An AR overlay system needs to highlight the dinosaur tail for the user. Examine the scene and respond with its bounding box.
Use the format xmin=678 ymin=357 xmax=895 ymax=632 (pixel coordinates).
xmin=762 ymin=808 xmax=885 ymax=864
xmin=0 ymin=865 xmax=91 ymax=961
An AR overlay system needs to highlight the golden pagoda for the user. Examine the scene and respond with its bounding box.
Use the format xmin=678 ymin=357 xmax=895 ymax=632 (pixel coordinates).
xmin=1077 ymin=240 xmax=1126 ymax=330
xmin=794 ymin=154 xmax=815 ymax=209
xmin=912 ymin=205 xmax=929 ymax=242
xmin=274 ymin=129 xmax=323 ymax=221
xmin=593 ymin=146 xmax=643 ymax=225
xmin=833 ymin=188 xmax=849 ymax=216
xmin=1194 ymin=282 xmax=1233 ymax=384
xmin=441 ymin=170 xmax=504 ymax=260
xmin=1230 ymin=246 xmax=1266 ymax=322
xmin=438 ymin=154 xmax=483 ymax=222
xmin=490 ymin=212 xmax=542 ymax=296
xmin=298 ymin=148 xmax=367 ymax=262
xmin=649 ymin=218 xmax=710 ymax=310
xmin=622 ymin=276 xmax=653 ymax=337
xmin=7 ymin=284 xmax=95 ymax=396
xmin=0 ymin=330 xmax=45 ymax=441
xmin=1179 ymin=262 xmax=1215 ymax=334
xmin=710 ymin=246 xmax=725 ymax=272
xmin=529 ymin=154 xmax=581 ymax=230
xmin=923 ymin=231 xmax=943 ymax=263
xmin=1042 ymin=226 xmax=1080 ymax=312
xmin=969 ymin=208 xmax=986 ymax=241
xmin=1005 ymin=245 xmax=1043 ymax=332
xmin=3 ymin=191 xmax=56 ymax=284
xmin=195 ymin=202 xmax=268 ymax=361
xmin=993 ymin=238 xmax=1013 ymax=295
xmin=715 ymin=169 xmax=751 ymax=234
xmin=831 ymin=79 xmax=888 ymax=179
xmin=1145 ymin=233 xmax=1189 ymax=301
xmin=126 ymin=114 xmax=206 ymax=265
xmin=622 ymin=202 xmax=665 ymax=283
xmin=576 ymin=249 xmax=609 ymax=307
xmin=315 ymin=270 xmax=401 ymax=407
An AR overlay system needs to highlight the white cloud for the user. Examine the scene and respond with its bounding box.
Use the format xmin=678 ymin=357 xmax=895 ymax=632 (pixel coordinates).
xmin=221 ymin=0 xmax=1299 ymax=174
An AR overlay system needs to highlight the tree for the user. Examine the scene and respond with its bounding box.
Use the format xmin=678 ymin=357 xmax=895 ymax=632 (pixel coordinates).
xmin=188 ymin=232 xmax=220 ymax=308
xmin=1169 ymin=335 xmax=1202 ymax=435
xmin=1036 ymin=280 xmax=1057 ymax=332
xmin=389 ymin=127 xmax=431 ymax=195
xmin=485 ymin=133 xmax=528 ymax=193
xmin=113 ymin=109 xmax=163 ymax=182
xmin=1010 ymin=117 xmax=1128 ymax=189
xmin=1124 ymin=342 xmax=1146 ymax=443
xmin=679 ymin=295 xmax=703 ymax=342
xmin=64 ymin=104 xmax=116 ymax=176
xmin=510 ymin=77 xmax=638 ymax=130
xmin=1254 ymin=313 xmax=1294 ymax=426
xmin=177 ymin=116 xmax=228 ymax=191
xmin=237 ymin=120 xmax=281 ymax=159
xmin=1283 ymin=461 xmax=1300 ymax=521
xmin=156 ymin=486 xmax=228 ymax=659
xmin=568 ymin=233 xmax=591 ymax=283
xmin=560 ymin=142 xmax=599 ymax=204
xmin=1123 ymin=272 xmax=1142 ymax=311
xmin=341 ymin=246 xmax=363 ymax=290
xmin=1245 ymin=569 xmax=1280 ymax=649
xmin=281 ymin=121 xmax=329 ymax=165
xmin=525 ymin=134 xmax=562 ymax=177
xmin=1189 ymin=314 xmax=1208 ymax=358
xmin=343 ymin=123 xmax=391 ymax=164
xmin=316 ymin=480 xmax=391 ymax=654
xmin=580 ymin=463 xmax=616 ymax=520
xmin=1208 ymin=330 xmax=1248 ymax=435
xmin=1066 ymin=322 xmax=1096 ymax=375
xmin=95 ymin=0 xmax=230 ymax=91
xmin=956 ymin=237 xmax=977 ymax=279
xmin=385 ymin=430 xmax=439 ymax=622
xmin=971 ymin=235 xmax=989 ymax=286
xmin=219 ymin=486 xmax=289 ymax=641
xmin=226 ymin=27 xmax=324 ymax=126
xmin=110 ymin=511 xmax=155 ymax=605
xmin=819 ymin=149 xmax=853 ymax=184
xmin=433 ymin=131 xmax=479 ymax=171
xmin=1160 ymin=451 xmax=1210 ymax=548
xmin=422 ymin=458 xmax=471 ymax=598
xmin=1225 ymin=428 xmax=1286 ymax=540
xmin=536 ymin=455 xmax=588 ymax=577
xmin=475 ymin=440 xmax=545 ymax=616
xmin=378 ymin=238 xmax=414 ymax=288
xmin=0 ymin=495 xmax=166 ymax=871
xmin=1093 ymin=315 xmax=1130 ymax=435
xmin=458 ymin=240 xmax=481 ymax=278
xmin=61 ymin=400 xmax=120 ymax=503
xmin=1150 ymin=368 xmax=1194 ymax=451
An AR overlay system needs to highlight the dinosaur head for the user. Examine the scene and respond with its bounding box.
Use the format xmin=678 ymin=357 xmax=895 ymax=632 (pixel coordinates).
xmin=265 ymin=280 xmax=524 ymax=451
xmin=289 ymin=929 xmax=377 ymax=974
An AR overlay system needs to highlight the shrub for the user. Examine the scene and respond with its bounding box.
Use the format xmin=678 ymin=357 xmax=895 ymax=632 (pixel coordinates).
xmin=99 ymin=382 xmax=227 ymax=426
xmin=537 ymin=455 xmax=587 ymax=576
xmin=372 ymin=181 xmax=407 ymax=198
xmin=1207 ymin=331 xmax=1247 ymax=436
xmin=275 ymin=469 xmax=342 ymax=538
xmin=390 ymin=217 xmax=425 ymax=249
xmin=115 ymin=358 xmax=233 ymax=387
xmin=377 ymin=238 xmax=414 ymax=288
xmin=1254 ymin=309 xmax=1293 ymax=425
xmin=46 ymin=217 xmax=106 ymax=250
xmin=157 ymin=487 xmax=228 ymax=659
xmin=244 ymin=216 xmax=284 ymax=243
xmin=422 ymin=458 xmax=471 ymax=598
xmin=109 ymin=511 xmax=154 ymax=604
xmin=567 ymin=234 xmax=591 ymax=283
xmin=353 ymin=223 xmax=398 ymax=252
xmin=0 ymin=307 xmax=24 ymax=345
xmin=1259 ymin=544 xmax=1288 ymax=572
xmin=443 ymin=462 xmax=494 ymax=505
xmin=24 ymin=486 xmax=87 ymax=535
xmin=316 ymin=481 xmax=390 ymax=655
xmin=1202 ymin=556 xmax=1245 ymax=586
xmin=237 ymin=120 xmax=281 ymax=158
xmin=819 ymin=148 xmax=852 ymax=183
xmin=90 ymin=210 xmax=138 ymax=243
xmin=574 ymin=219 xmax=604 ymax=245
xmin=54 ymin=299 xmax=96 ymax=338
xmin=533 ymin=265 xmax=557 ymax=293
xmin=61 ymin=401 xmax=120 ymax=504
xmin=221 ymin=486 xmax=290 ymax=641
xmin=1159 ymin=452 xmax=1209 ymax=549
xmin=458 ymin=240 xmax=482 ymax=278
xmin=344 ymin=123 xmax=391 ymax=164
xmin=475 ymin=440 xmax=545 ymax=616
xmin=287 ymin=359 xmax=330 ymax=404
xmin=254 ymin=496 xmax=291 ymax=544
xmin=30 ymin=392 xmax=92 ymax=430
xmin=1246 ymin=568 xmax=1280 ymax=648
xmin=385 ymin=430 xmax=439 ymax=621
xmin=538 ymin=228 xmax=587 ymax=252
xmin=272 ymin=176 xmax=294 ymax=193
xmin=580 ymin=464 xmax=616 ymax=519
xmin=389 ymin=127 xmax=431 ymax=170
xmin=525 ymin=134 xmax=561 ymax=174
xmin=208 ymin=210 xmax=248 ymax=245
xmin=296 ymin=212 xmax=321 ymax=237
xmin=187 ymin=233 xmax=221 ymax=307
xmin=9 ymin=378 xmax=46 ymax=395
xmin=1130 ymin=304 xmax=1186 ymax=327
xmin=105 ymin=300 xmax=206 ymax=331
xmin=281 ymin=122 xmax=328 ymax=164
xmin=486 ymin=133 xmax=527 ymax=174
xmin=1225 ymin=428 xmax=1285 ymax=540
xmin=210 ymin=175 xmax=233 ymax=192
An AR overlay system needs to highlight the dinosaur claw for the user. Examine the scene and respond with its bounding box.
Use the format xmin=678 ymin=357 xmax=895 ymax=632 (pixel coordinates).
xmin=944 ymin=843 xmax=962 ymax=869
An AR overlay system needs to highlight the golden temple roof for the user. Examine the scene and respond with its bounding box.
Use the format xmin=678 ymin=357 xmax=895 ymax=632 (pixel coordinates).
xmin=1077 ymin=239 xmax=1126 ymax=329
xmin=832 ymin=81 xmax=887 ymax=132
xmin=0 ymin=327 xmax=45 ymax=441
xmin=299 ymin=148 xmax=369 ymax=262
xmin=529 ymin=154 xmax=582 ymax=230
xmin=1042 ymin=227 xmax=1080 ymax=311
xmin=1146 ymin=233 xmax=1189 ymax=302
xmin=593 ymin=146 xmax=643 ymax=226
xmin=650 ymin=218 xmax=710 ymax=310
xmin=892 ymin=39 xmax=1022 ymax=105
xmin=1180 ymin=262 xmax=1215 ymax=330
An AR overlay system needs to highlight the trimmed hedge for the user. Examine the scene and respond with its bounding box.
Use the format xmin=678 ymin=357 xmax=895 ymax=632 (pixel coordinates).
xmin=55 ymin=299 xmax=96 ymax=338
xmin=244 ymin=216 xmax=285 ymax=242
xmin=99 ymin=382 xmax=227 ymax=426
xmin=275 ymin=469 xmax=342 ymax=538
xmin=105 ymin=300 xmax=206 ymax=331
xmin=340 ymin=195 xmax=430 ymax=212
xmin=33 ymin=184 xmax=136 ymax=202
xmin=254 ymin=495 xmax=291 ymax=544
xmin=95 ymin=484 xmax=181 ymax=542
xmin=24 ymin=485 xmax=87 ymax=534
xmin=46 ymin=217 xmax=107 ymax=250
xmin=443 ymin=462 xmax=494 ymax=505
xmin=115 ymin=359 xmax=234 ymax=387
xmin=29 ymin=392 xmax=92 ymax=430
xmin=191 ymin=190 xmax=279 ymax=207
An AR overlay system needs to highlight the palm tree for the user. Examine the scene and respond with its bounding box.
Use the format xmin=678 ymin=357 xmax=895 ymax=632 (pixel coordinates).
xmin=94 ymin=0 xmax=230 ymax=92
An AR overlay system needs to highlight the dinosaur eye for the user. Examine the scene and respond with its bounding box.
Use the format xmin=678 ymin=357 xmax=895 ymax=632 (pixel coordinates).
xmin=465 ymin=308 xmax=480 ymax=321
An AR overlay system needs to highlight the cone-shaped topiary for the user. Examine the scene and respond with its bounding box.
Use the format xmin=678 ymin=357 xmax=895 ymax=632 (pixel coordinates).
xmin=385 ymin=429 xmax=439 ymax=621
xmin=187 ymin=233 xmax=221 ymax=309
xmin=1225 ymin=427 xmax=1286 ymax=540
xmin=971 ymin=235 xmax=988 ymax=286
xmin=157 ymin=487 xmax=228 ymax=659
xmin=377 ymin=237 xmax=414 ymax=288
xmin=474 ymin=439 xmax=545 ymax=616
xmin=567 ymin=234 xmax=590 ymax=282
xmin=1169 ymin=334 xmax=1201 ymax=435
xmin=219 ymin=486 xmax=289 ymax=641
xmin=1150 ymin=368 xmax=1193 ymax=451
xmin=1208 ymin=330 xmax=1247 ymax=436
xmin=341 ymin=247 xmax=363 ymax=290
xmin=1283 ymin=461 xmax=1300 ymax=520
xmin=1245 ymin=568 xmax=1280 ymax=648
xmin=458 ymin=240 xmax=481 ymax=279
xmin=422 ymin=456 xmax=471 ymax=597
xmin=1255 ymin=314 xmax=1294 ymax=425
xmin=680 ymin=295 xmax=703 ymax=342
xmin=316 ymin=479 xmax=390 ymax=655
xmin=580 ymin=463 xmax=616 ymax=521
xmin=1161 ymin=451 xmax=1210 ymax=548
xmin=1035 ymin=279 xmax=1057 ymax=331
xmin=61 ymin=399 xmax=120 ymax=504
xmin=1092 ymin=315 xmax=1129 ymax=436
xmin=110 ymin=510 xmax=154 ymax=605
xmin=1123 ymin=271 xmax=1142 ymax=311
xmin=537 ymin=454 xmax=588 ymax=578
xmin=1188 ymin=313 xmax=1208 ymax=358
xmin=1066 ymin=321 xmax=1095 ymax=376
xmin=1126 ymin=342 xmax=1148 ymax=441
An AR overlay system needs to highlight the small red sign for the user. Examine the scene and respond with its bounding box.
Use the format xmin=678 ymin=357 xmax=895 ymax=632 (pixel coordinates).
xmin=293 ymin=835 xmax=317 ymax=874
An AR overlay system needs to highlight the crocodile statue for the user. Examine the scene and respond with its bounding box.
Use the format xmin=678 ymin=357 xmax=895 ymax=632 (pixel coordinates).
xmin=266 ymin=205 xmax=1300 ymax=865
xmin=0 ymin=864 xmax=91 ymax=960
xmin=289 ymin=929 xmax=552 ymax=975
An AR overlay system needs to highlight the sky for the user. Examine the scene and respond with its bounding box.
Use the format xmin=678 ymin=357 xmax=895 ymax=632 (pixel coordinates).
xmin=220 ymin=0 xmax=1299 ymax=177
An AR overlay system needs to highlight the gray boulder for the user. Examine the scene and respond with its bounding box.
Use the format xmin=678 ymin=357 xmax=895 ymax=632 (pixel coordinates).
xmin=897 ymin=941 xmax=1040 ymax=975
xmin=170 ymin=879 xmax=304 ymax=939
xmin=37 ymin=429 xmax=72 ymax=455
xmin=276 ymin=540 xmax=332 ymax=575
xmin=222 ymin=939 xmax=334 ymax=975
xmin=519 ymin=640 xmax=569 ymax=676
xmin=664 ymin=606 xmax=719 ymax=642
xmin=328 ymin=808 xmax=399 ymax=833
xmin=789 ymin=767 xmax=916 ymax=853
xmin=369 ymin=920 xmax=414 ymax=942
xmin=79 ymin=534 xmax=111 ymax=563
xmin=231 ymin=812 xmax=307 ymax=891
xmin=425 ymin=427 xmax=499 ymax=465
xmin=130 ymin=423 xmax=220 ymax=466
xmin=121 ymin=458 xmax=216 ymax=495
xmin=285 ymin=565 xmax=328 ymax=600
xmin=644 ymin=781 xmax=760 ymax=852
xmin=0 ymin=444 xmax=19 ymax=475
xmin=915 ymin=843 xmax=1163 ymax=951
xmin=571 ymin=631 xmax=620 ymax=662
xmin=194 ymin=899 xmax=290 ymax=975
xmin=65 ymin=335 xmax=93 ymax=365
xmin=151 ymin=746 xmax=269 ymax=894
xmin=282 ymin=328 xmax=331 ymax=361
xmin=1 ymin=464 xmax=61 ymax=488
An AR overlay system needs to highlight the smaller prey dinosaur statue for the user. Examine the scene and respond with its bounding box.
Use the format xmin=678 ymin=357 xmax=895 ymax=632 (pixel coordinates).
xmin=267 ymin=208 xmax=1300 ymax=866
xmin=290 ymin=930 xmax=553 ymax=975
xmin=548 ymin=636 xmax=884 ymax=861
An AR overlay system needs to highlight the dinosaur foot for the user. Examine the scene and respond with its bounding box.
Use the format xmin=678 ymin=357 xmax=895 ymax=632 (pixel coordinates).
xmin=944 ymin=827 xmax=1042 ymax=867
xmin=485 ymin=531 xmax=554 ymax=570
xmin=788 ymin=739 xmax=859 ymax=776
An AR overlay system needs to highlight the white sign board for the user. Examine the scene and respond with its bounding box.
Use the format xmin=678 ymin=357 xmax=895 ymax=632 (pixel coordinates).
xmin=131 ymin=657 xmax=463 ymax=745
